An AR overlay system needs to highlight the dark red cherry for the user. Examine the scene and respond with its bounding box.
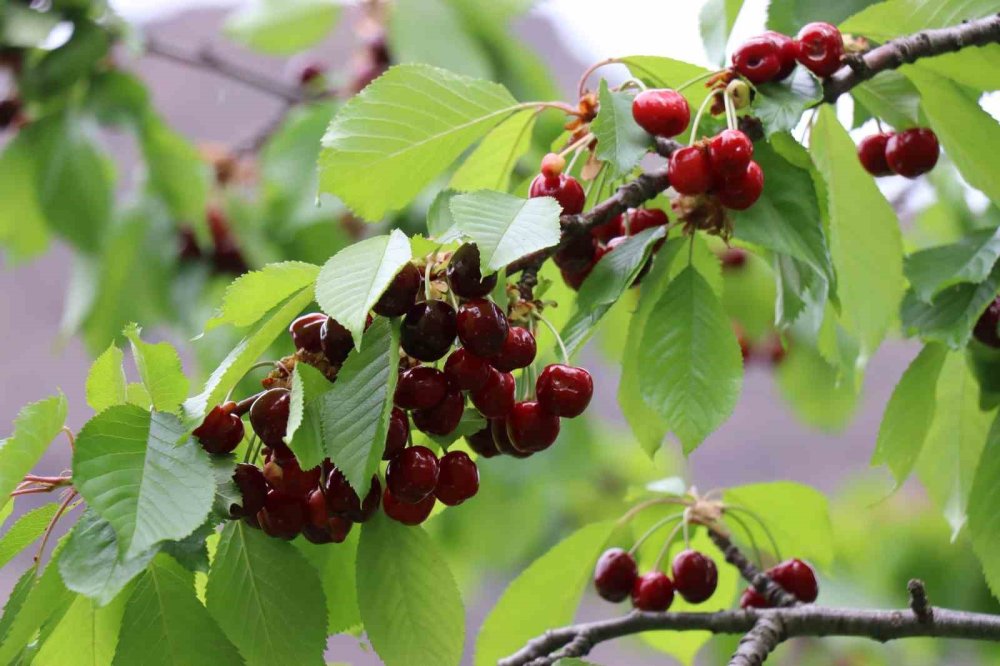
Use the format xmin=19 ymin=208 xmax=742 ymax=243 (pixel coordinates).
xmin=885 ymin=128 xmax=939 ymax=178
xmin=384 ymin=407 xmax=409 ymax=460
xmin=257 ymin=490 xmax=304 ymax=540
xmin=231 ymin=463 xmax=268 ymax=519
xmin=631 ymin=89 xmax=691 ymax=138
xmin=434 ymin=451 xmax=479 ymax=506
xmin=631 ymin=572 xmax=675 ymax=612
xmin=720 ymin=247 xmax=748 ymax=269
xmin=490 ymin=418 xmax=532 ymax=458
xmin=383 ymin=487 xmax=435 ymax=525
xmin=717 ymin=161 xmax=764 ymax=210
xmin=394 ymin=366 xmax=448 ymax=410
xmin=373 ymin=263 xmax=422 ymax=317
xmin=249 ymin=388 xmax=291 ymax=448
xmin=444 ymin=348 xmax=492 ymax=391
xmin=470 ymin=369 xmax=516 ymax=418
xmin=506 ymin=401 xmax=560 ymax=452
xmin=795 ymin=22 xmax=844 ymax=77
xmin=708 ymin=129 xmax=753 ymax=178
xmin=456 ymin=298 xmax=509 ymax=358
xmin=668 ymin=146 xmax=715 ymax=195
xmin=764 ymin=31 xmax=798 ymax=80
xmin=594 ymin=548 xmax=638 ymax=602
xmin=289 ymin=313 xmax=328 ymax=354
xmin=447 ymin=244 xmax=497 ymax=299
xmin=592 ymin=216 xmax=621 ymax=244
xmin=262 ymin=457 xmax=321 ymax=499
xmin=560 ymin=263 xmax=594 ymax=292
xmin=400 ymin=301 xmax=457 ymax=362
xmin=385 ymin=445 xmax=439 ymax=504
xmin=974 ymin=296 xmax=1000 ymax=348
xmin=465 ymin=425 xmax=500 ymax=458
xmin=740 ymin=587 xmax=769 ymax=609
xmin=536 ymin=364 xmax=593 ymax=418
xmin=320 ymin=317 xmax=354 ymax=365
xmin=302 ymin=514 xmax=353 ymax=544
xmin=193 ymin=402 xmax=244 ymax=455
xmin=491 ymin=327 xmax=536 ymax=372
xmin=553 ymin=232 xmax=599 ymax=273
xmin=619 ymin=208 xmax=668 ymax=236
xmin=325 ymin=469 xmax=381 ymax=523
xmin=732 ymin=35 xmax=783 ymax=84
xmin=412 ymin=389 xmax=465 ymax=436
xmin=857 ymin=133 xmax=893 ymax=177
xmin=671 ymin=550 xmax=719 ymax=603
xmin=299 ymin=63 xmax=325 ymax=86
xmin=529 ymin=173 xmax=586 ymax=215
xmin=768 ymin=558 xmax=818 ymax=603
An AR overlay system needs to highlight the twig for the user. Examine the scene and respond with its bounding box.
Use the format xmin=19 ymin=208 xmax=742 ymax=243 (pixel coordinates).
xmin=708 ymin=530 xmax=798 ymax=608
xmin=33 ymin=490 xmax=79 ymax=571
xmin=909 ymin=579 xmax=933 ymax=623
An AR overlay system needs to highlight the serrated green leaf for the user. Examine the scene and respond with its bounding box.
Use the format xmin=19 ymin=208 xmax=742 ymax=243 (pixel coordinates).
xmin=358 ymin=516 xmax=464 ymax=666
xmin=776 ymin=340 xmax=861 ymax=431
xmin=388 ymin=0 xmax=493 ymax=79
xmin=450 ymin=109 xmax=537 ymax=192
xmin=319 ymin=64 xmax=519 ymax=220
xmin=123 ymin=324 xmax=189 ymax=415
xmin=315 ymin=230 xmax=411 ymax=349
xmin=296 ymin=530 xmax=360 ymax=635
xmin=619 ymin=56 xmax=714 ymax=111
xmin=700 ymin=0 xmax=746 ymax=66
xmin=224 ymin=0 xmax=340 ymax=55
xmin=906 ymin=228 xmax=1000 ymax=303
xmin=139 ymin=114 xmax=209 ymax=224
xmin=73 ymin=406 xmax=214 ymax=558
xmin=0 ymin=132 xmax=48 ymax=263
xmin=768 ymin=0 xmax=878 ymax=34
xmin=286 ymin=363 xmax=333 ymax=469
xmin=968 ymin=412 xmax=1000 ymax=601
xmin=591 ymin=80 xmax=650 ymax=178
xmin=851 ymin=70 xmax=921 ymax=129
xmin=0 ymin=394 xmax=67 ymax=516
xmin=0 ymin=504 xmax=58 ymax=571
xmin=205 ymin=261 xmax=320 ymax=332
xmin=86 ymin=343 xmax=126 ymax=412
xmin=900 ymin=261 xmax=1000 ymax=349
xmin=33 ymin=591 xmax=127 ymax=666
xmin=753 ymin=68 xmax=822 ymax=137
xmin=426 ymin=190 xmax=465 ymax=242
xmin=207 ymin=522 xmax=326 ymax=666
xmin=450 ymin=190 xmax=561 ymax=273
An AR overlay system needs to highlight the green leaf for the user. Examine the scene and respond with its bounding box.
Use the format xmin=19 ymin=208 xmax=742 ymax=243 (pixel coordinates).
xmin=73 ymin=406 xmax=215 ymax=558
xmin=123 ymin=324 xmax=189 ymax=415
xmin=449 ymin=109 xmax=537 ymax=192
xmin=319 ymin=64 xmax=519 ymax=220
xmin=207 ymin=522 xmax=327 ymax=666
xmin=286 ymin=363 xmax=333 ymax=470
xmin=22 ymin=20 xmax=108 ymax=97
xmin=1 ymin=4 xmax=60 ymax=48
xmin=700 ymin=0 xmax=746 ymax=66
xmin=753 ymin=68 xmax=822 ymax=137
xmin=357 ymin=516 xmax=465 ymax=666
xmin=0 ymin=132 xmax=48 ymax=263
xmin=0 ymin=504 xmax=58 ymax=571
xmin=872 ymin=343 xmax=949 ymax=485
xmin=0 ymin=393 xmax=67 ymax=516
xmin=900 ymin=261 xmax=1000 ymax=349
xmin=905 ymin=228 xmax=1000 ymax=303
xmin=591 ymin=80 xmax=650 ymax=178
xmin=388 ymin=0 xmax=493 ymax=79
xmin=296 ymin=530 xmax=361 ymax=635
xmin=450 ymin=191 xmax=561 ymax=273
xmin=86 ymin=343 xmax=127 ymax=413
xmin=33 ymin=592 xmax=127 ymax=666
xmin=139 ymin=114 xmax=210 ymax=224
xmin=810 ymin=106 xmax=904 ymax=360
xmin=850 ymin=71 xmax=921 ymax=129
xmin=320 ymin=318 xmax=400 ymax=498
xmin=114 ymin=554 xmax=243 ymax=666
xmin=0 ymin=544 xmax=76 ymax=664
xmin=619 ymin=56 xmax=714 ymax=111
xmin=315 ymin=230 xmax=411 ymax=348
xmin=639 ymin=265 xmax=743 ymax=453
xmin=969 ymin=413 xmax=1000 ymax=600
xmin=205 ymin=261 xmax=320 ymax=332
xmin=775 ymin=340 xmax=861 ymax=431
xmin=475 ymin=521 xmax=614 ymax=666
xmin=224 ymin=0 xmax=340 ymax=55
xmin=768 ymin=0 xmax=879 ymax=35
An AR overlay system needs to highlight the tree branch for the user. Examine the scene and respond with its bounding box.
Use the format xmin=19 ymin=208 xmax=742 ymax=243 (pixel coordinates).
xmin=708 ymin=530 xmax=798 ymax=609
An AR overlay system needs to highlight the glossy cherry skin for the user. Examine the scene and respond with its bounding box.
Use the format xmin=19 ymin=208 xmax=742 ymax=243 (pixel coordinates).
xmin=536 ymin=364 xmax=594 ymax=418
xmin=249 ymin=388 xmax=291 ymax=448
xmin=373 ymin=263 xmax=422 ymax=317
xmin=507 ymin=402 xmax=560 ymax=452
xmin=289 ymin=313 xmax=328 ymax=354
xmin=491 ymin=327 xmax=537 ymax=372
xmin=668 ymin=146 xmax=715 ymax=195
xmin=632 ymin=572 xmax=675 ymax=612
xmin=456 ymin=298 xmax=509 ymax=358
xmin=466 ymin=425 xmax=500 ymax=458
xmin=490 ymin=418 xmax=532 ymax=458
xmin=764 ymin=31 xmax=798 ymax=79
xmin=717 ymin=161 xmax=764 ymax=210
xmin=592 ymin=216 xmax=621 ymax=244
xmin=740 ymin=588 xmax=769 ymax=609
xmin=768 ymin=559 xmax=818 ymax=602
xmin=974 ymin=296 xmax=1000 ymax=348
xmin=320 ymin=317 xmax=354 ymax=366
xmin=384 ymin=407 xmax=410 ymax=460
xmin=795 ymin=22 xmax=844 ymax=77
xmin=529 ymin=173 xmax=586 ymax=215
xmin=400 ymin=301 xmax=458 ymax=362
xmin=631 ymin=89 xmax=691 ymax=138
xmin=560 ymin=264 xmax=594 ymax=292
xmin=470 ymin=369 xmax=516 ymax=418
xmin=263 ymin=457 xmax=321 ymax=499
xmin=444 ymin=348 xmax=492 ymax=391
xmin=303 ymin=488 xmax=352 ymax=544
xmin=412 ymin=389 xmax=465 ymax=436
xmin=193 ymin=402 xmax=244 ymax=455
xmin=383 ymin=487 xmax=436 ymax=525
xmin=732 ymin=35 xmax=783 ymax=84
xmin=257 ymin=490 xmax=304 ymax=540
xmin=447 ymin=243 xmax=497 ymax=299
xmin=554 ymin=232 xmax=599 ymax=273
xmin=394 ymin=366 xmax=448 ymax=410
xmin=386 ymin=445 xmax=440 ymax=504
xmin=434 ymin=451 xmax=479 ymax=506
xmin=885 ymin=128 xmax=939 ymax=178
xmin=325 ymin=469 xmax=381 ymax=523
xmin=231 ymin=463 xmax=268 ymax=519
xmin=594 ymin=548 xmax=639 ymax=602
xmin=619 ymin=208 xmax=669 ymax=236
xmin=857 ymin=133 xmax=894 ymax=176
xmin=708 ymin=129 xmax=753 ymax=178
xmin=671 ymin=550 xmax=719 ymax=603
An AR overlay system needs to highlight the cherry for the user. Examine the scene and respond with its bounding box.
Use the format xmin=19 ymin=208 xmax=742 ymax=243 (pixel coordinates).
xmin=394 ymin=366 xmax=448 ymax=410
xmin=592 ymin=216 xmax=621 ymax=244
xmin=740 ymin=588 xmax=769 ymax=609
xmin=795 ymin=22 xmax=844 ymax=77
xmin=299 ymin=63 xmax=325 ymax=86
xmin=384 ymin=407 xmax=410 ymax=460
xmin=764 ymin=31 xmax=799 ymax=80
xmin=257 ymin=490 xmax=304 ymax=540
xmin=470 ymin=368 xmax=516 ymax=418
xmin=717 ymin=161 xmax=764 ymax=210
xmin=490 ymin=418 xmax=532 ymax=458
xmin=320 ymin=317 xmax=354 ymax=366
xmin=412 ymin=389 xmax=465 ymax=436
xmin=885 ymin=128 xmax=939 ymax=178
xmin=529 ymin=173 xmax=586 ymax=215
xmin=536 ymin=364 xmax=594 ymax=418
xmin=193 ymin=402 xmax=244 ymax=455
xmin=974 ymin=296 xmax=1000 ymax=348
xmin=618 ymin=208 xmax=669 ymax=236
xmin=444 ymin=348 xmax=492 ymax=391
xmin=491 ymin=327 xmax=536 ymax=372
xmin=400 ymin=301 xmax=457 ymax=362
xmin=732 ymin=35 xmax=783 ymax=84
xmin=632 ymin=572 xmax=675 ymax=612
xmin=594 ymin=548 xmax=639 ymax=603
xmin=386 ymin=445 xmax=439 ymax=503
xmin=466 ymin=425 xmax=500 ymax=458
xmin=554 ymin=232 xmax=599 ymax=274
xmin=668 ymin=146 xmax=715 ymax=195
xmin=383 ymin=487 xmax=435 ymax=525
xmin=231 ymin=463 xmax=268 ymax=519
xmin=289 ymin=313 xmax=328 ymax=354
xmin=302 ymin=514 xmax=353 ymax=545
xmin=447 ymin=243 xmax=498 ymax=299
xmin=631 ymin=89 xmax=691 ymax=138
xmin=671 ymin=550 xmax=719 ymax=603
xmin=708 ymin=129 xmax=753 ymax=178
xmin=177 ymin=226 xmax=202 ymax=262
xmin=540 ymin=152 xmax=566 ymax=179
xmin=434 ymin=450 xmax=479 ymax=506
xmin=373 ymin=263 xmax=422 ymax=317
xmin=0 ymin=98 xmax=22 ymax=129
xmin=325 ymin=469 xmax=381 ymax=522
xmin=768 ymin=558 xmax=818 ymax=603
xmin=263 ymin=457 xmax=321 ymax=499
xmin=507 ymin=401 xmax=561 ymax=452
xmin=249 ymin=388 xmax=291 ymax=448
xmin=456 ymin=298 xmax=509 ymax=358
xmin=857 ymin=133 xmax=894 ymax=177
xmin=560 ymin=264 xmax=594 ymax=291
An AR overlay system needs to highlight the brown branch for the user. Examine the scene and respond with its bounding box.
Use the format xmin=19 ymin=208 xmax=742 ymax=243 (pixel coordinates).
xmin=708 ymin=530 xmax=799 ymax=608
xmin=730 ymin=616 xmax=786 ymax=666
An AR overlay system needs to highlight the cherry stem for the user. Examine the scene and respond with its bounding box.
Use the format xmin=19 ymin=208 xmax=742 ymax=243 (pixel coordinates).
xmin=614 ymin=78 xmax=646 ymax=93
xmin=724 ymin=510 xmax=766 ymax=569
xmin=723 ymin=89 xmax=737 ymax=131
xmin=688 ymin=91 xmax=720 ymax=147
xmin=559 ymin=132 xmax=594 ymax=160
xmin=725 ymin=504 xmax=783 ymax=562
xmin=61 ymin=427 xmax=75 ymax=452
xmin=225 ymin=360 xmax=281 ymax=403
xmin=22 ymin=475 xmax=71 ymax=485
xmin=676 ymin=70 xmax=722 ymax=93
xmin=533 ymin=312 xmax=570 ymax=365
xmin=628 ymin=511 xmax=685 ymax=556
xmin=424 ymin=252 xmax=436 ymax=302
xmin=875 ymin=117 xmax=886 ymax=133
xmin=527 ymin=100 xmax=584 ymax=117
xmin=616 ymin=496 xmax=690 ymax=527
xmin=34 ymin=490 xmax=79 ymax=572
xmin=242 ymin=433 xmax=259 ymax=464
xmin=577 ymin=57 xmax=618 ymax=97
xmin=652 ymin=517 xmax=688 ymax=571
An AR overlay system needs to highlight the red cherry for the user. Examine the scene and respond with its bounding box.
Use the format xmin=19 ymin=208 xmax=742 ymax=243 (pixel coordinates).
xmin=470 ymin=368 xmax=516 ymax=418
xmin=325 ymin=469 xmax=381 ymax=523
xmin=289 ymin=313 xmax=328 ymax=354
xmin=732 ymin=35 xmax=783 ymax=84
xmin=592 ymin=216 xmax=621 ymax=244
xmin=594 ymin=548 xmax=639 ymax=602
xmin=740 ymin=588 xmax=769 ymax=609
xmin=668 ymin=146 xmax=715 ymax=196
xmin=383 ymin=487 xmax=435 ymax=525
xmin=299 ymin=63 xmax=325 ymax=86
xmin=671 ymin=550 xmax=719 ymax=603
xmin=434 ymin=451 xmax=479 ymax=506
xmin=249 ymin=388 xmax=290 ymax=448
xmin=444 ymin=348 xmax=492 ymax=391
xmin=400 ymin=301 xmax=457 ymax=362
xmin=263 ymin=457 xmax=321 ymax=499
xmin=717 ymin=161 xmax=764 ymax=210
xmin=708 ymin=129 xmax=753 ymax=177
xmin=764 ymin=31 xmax=798 ymax=80
xmin=506 ymin=401 xmax=560 ymax=452
xmin=394 ymin=366 xmax=448 ymax=410
xmin=386 ymin=446 xmax=439 ymax=503
xmin=631 ymin=89 xmax=691 ymax=138
xmin=618 ymin=208 xmax=668 ymax=236
xmin=447 ymin=243 xmax=497 ymax=299
xmin=795 ymin=22 xmax=844 ymax=77
xmin=193 ymin=402 xmax=244 ymax=455
xmin=540 ymin=152 xmax=566 ymax=178
xmin=456 ymin=298 xmax=509 ymax=358
xmin=384 ymin=407 xmax=409 ymax=461
xmin=491 ymin=326 xmax=536 ymax=372
xmin=974 ymin=296 xmax=1000 ymax=348
xmin=768 ymin=558 xmax=818 ymax=602
xmin=720 ymin=247 xmax=748 ymax=269
xmin=857 ymin=133 xmax=894 ymax=177
xmin=231 ymin=463 xmax=268 ymax=519
xmin=885 ymin=128 xmax=939 ymax=178
xmin=373 ymin=263 xmax=422 ymax=317
xmin=529 ymin=173 xmax=586 ymax=215
xmin=412 ymin=389 xmax=465 ymax=436
xmin=554 ymin=232 xmax=599 ymax=273
xmin=320 ymin=317 xmax=354 ymax=365
xmin=257 ymin=490 xmax=304 ymax=540
xmin=560 ymin=263 xmax=594 ymax=291
xmin=536 ymin=364 xmax=593 ymax=418
xmin=465 ymin=425 xmax=500 ymax=458
xmin=631 ymin=572 xmax=675 ymax=612
xmin=305 ymin=488 xmax=330 ymax=529
xmin=490 ymin=418 xmax=532 ymax=458
xmin=302 ymin=514 xmax=353 ymax=545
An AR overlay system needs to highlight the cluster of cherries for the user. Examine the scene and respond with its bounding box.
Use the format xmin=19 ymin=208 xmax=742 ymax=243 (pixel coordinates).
xmin=857 ymin=128 xmax=940 ymax=179
xmin=738 ymin=558 xmax=819 ymax=608
xmin=732 ymin=22 xmax=845 ymax=83
xmin=594 ymin=547 xmax=719 ymax=611
xmin=178 ymin=206 xmax=249 ymax=276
